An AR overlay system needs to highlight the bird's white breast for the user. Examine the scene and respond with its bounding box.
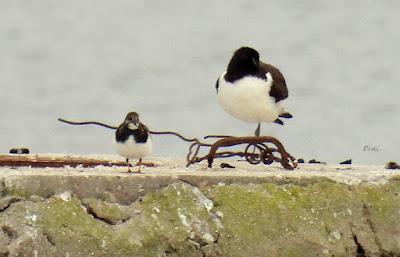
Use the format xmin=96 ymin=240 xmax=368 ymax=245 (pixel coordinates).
xmin=217 ymin=72 xmax=280 ymax=123
xmin=114 ymin=136 xmax=152 ymax=159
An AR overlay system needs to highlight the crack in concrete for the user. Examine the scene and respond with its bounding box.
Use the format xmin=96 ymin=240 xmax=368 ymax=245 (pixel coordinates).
xmin=349 ymin=224 xmax=366 ymax=257
xmin=362 ymin=203 xmax=384 ymax=255
xmin=42 ymin=231 xmax=56 ymax=247
xmin=0 ymin=197 xmax=22 ymax=212
xmin=81 ymin=202 xmax=115 ymax=226
xmin=80 ymin=199 xmax=131 ymax=226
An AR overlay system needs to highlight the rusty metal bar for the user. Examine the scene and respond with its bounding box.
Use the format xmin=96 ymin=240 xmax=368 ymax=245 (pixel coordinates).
xmin=0 ymin=155 xmax=155 ymax=168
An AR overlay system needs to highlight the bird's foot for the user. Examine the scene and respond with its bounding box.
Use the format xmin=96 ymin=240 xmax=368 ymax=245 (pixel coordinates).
xmin=126 ymin=158 xmax=132 ymax=173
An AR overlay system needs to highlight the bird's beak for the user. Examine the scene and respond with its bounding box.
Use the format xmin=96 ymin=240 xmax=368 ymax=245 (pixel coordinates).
xmin=127 ymin=121 xmax=139 ymax=130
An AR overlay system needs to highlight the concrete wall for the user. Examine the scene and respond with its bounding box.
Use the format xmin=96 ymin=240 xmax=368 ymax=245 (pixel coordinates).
xmin=1 ymin=165 xmax=399 ymax=257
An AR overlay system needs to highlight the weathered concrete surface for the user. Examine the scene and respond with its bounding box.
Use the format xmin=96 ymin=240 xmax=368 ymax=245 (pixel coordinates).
xmin=1 ymin=155 xmax=400 ymax=257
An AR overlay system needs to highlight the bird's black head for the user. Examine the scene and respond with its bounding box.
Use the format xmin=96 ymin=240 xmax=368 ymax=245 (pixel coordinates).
xmin=225 ymin=47 xmax=260 ymax=82
xmin=124 ymin=112 xmax=140 ymax=130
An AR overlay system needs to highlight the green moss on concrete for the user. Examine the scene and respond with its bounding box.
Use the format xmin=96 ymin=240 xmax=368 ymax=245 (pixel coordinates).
xmin=26 ymin=183 xmax=220 ymax=257
xmin=36 ymin=197 xmax=118 ymax=256
xmin=2 ymin=180 xmax=400 ymax=257
xmin=358 ymin=183 xmax=399 ymax=217
xmin=199 ymin=180 xmax=400 ymax=257
xmin=204 ymin=182 xmax=363 ymax=257
xmin=354 ymin=181 xmax=400 ymax=254
xmin=114 ymin=183 xmax=220 ymax=256
xmin=4 ymin=186 xmax=29 ymax=198
xmin=81 ymin=198 xmax=130 ymax=224
xmin=5 ymin=182 xmax=54 ymax=199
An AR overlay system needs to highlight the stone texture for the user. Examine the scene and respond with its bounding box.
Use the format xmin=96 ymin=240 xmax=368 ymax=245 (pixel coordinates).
xmin=0 ymin=183 xmax=222 ymax=257
xmin=0 ymin=163 xmax=400 ymax=257
xmin=0 ymin=196 xmax=22 ymax=211
xmin=81 ymin=198 xmax=130 ymax=225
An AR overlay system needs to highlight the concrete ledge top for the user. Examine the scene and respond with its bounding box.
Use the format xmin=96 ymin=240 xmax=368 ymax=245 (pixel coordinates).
xmin=0 ymin=154 xmax=399 ymax=186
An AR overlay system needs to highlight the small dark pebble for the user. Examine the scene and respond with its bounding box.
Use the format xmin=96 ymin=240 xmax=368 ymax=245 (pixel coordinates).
xmin=386 ymin=161 xmax=400 ymax=170
xmin=340 ymin=159 xmax=352 ymax=165
xmin=308 ymin=159 xmax=325 ymax=164
xmin=220 ymin=163 xmax=235 ymax=169
xmin=297 ymin=158 xmax=305 ymax=163
xmin=9 ymin=148 xmax=30 ymax=154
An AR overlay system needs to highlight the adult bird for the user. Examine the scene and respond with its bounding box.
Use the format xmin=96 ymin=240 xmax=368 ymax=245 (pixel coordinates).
xmin=215 ymin=47 xmax=292 ymax=136
xmin=114 ymin=112 xmax=152 ymax=173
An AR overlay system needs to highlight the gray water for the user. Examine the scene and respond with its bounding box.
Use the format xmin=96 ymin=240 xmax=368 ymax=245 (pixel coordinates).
xmin=1 ymin=1 xmax=399 ymax=164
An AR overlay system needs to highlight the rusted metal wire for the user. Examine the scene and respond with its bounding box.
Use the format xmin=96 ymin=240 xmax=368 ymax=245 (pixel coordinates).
xmin=58 ymin=117 xmax=297 ymax=170
xmin=58 ymin=118 xmax=199 ymax=142
xmin=58 ymin=118 xmax=118 ymax=130
xmin=147 ymin=130 xmax=199 ymax=142
xmin=203 ymin=135 xmax=233 ymax=139
xmin=186 ymin=136 xmax=297 ymax=170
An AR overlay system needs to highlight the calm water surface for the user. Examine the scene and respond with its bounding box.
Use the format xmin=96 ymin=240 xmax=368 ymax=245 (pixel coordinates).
xmin=0 ymin=1 xmax=399 ymax=164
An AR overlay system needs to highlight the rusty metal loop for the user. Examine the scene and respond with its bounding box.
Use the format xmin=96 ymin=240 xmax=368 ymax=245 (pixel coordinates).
xmin=244 ymin=143 xmax=264 ymax=165
xmin=261 ymin=148 xmax=274 ymax=165
xmin=186 ymin=142 xmax=201 ymax=166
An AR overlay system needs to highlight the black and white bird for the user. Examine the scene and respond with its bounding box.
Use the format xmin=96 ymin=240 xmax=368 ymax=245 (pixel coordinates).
xmin=215 ymin=47 xmax=292 ymax=136
xmin=114 ymin=112 xmax=152 ymax=173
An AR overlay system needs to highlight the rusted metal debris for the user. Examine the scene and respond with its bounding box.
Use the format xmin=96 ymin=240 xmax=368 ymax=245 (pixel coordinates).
xmin=386 ymin=161 xmax=400 ymax=170
xmin=9 ymin=148 xmax=30 ymax=154
xmin=186 ymin=135 xmax=297 ymax=170
xmin=0 ymin=154 xmax=155 ymax=169
xmin=58 ymin=117 xmax=297 ymax=170
xmin=58 ymin=118 xmax=200 ymax=142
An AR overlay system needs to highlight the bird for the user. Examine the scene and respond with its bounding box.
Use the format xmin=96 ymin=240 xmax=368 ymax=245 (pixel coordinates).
xmin=114 ymin=112 xmax=152 ymax=173
xmin=215 ymin=47 xmax=292 ymax=136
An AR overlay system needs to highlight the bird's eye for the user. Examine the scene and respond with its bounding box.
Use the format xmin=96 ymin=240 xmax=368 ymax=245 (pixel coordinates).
xmin=252 ymin=57 xmax=258 ymax=66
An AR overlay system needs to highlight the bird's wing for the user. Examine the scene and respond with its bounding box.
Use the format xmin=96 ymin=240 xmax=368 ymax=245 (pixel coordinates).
xmin=136 ymin=123 xmax=150 ymax=142
xmin=140 ymin=123 xmax=150 ymax=133
xmin=115 ymin=124 xmax=128 ymax=142
xmin=258 ymin=62 xmax=288 ymax=102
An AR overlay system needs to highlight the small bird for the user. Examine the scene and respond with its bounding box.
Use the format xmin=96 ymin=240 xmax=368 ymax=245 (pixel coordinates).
xmin=114 ymin=112 xmax=152 ymax=173
xmin=215 ymin=47 xmax=292 ymax=136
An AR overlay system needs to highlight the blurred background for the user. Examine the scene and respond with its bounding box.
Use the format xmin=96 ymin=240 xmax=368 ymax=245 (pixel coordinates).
xmin=0 ymin=0 xmax=399 ymax=164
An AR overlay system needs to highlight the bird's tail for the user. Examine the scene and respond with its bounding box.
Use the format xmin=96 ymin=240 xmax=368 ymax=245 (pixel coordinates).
xmin=277 ymin=104 xmax=293 ymax=119
xmin=279 ymin=112 xmax=293 ymax=119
